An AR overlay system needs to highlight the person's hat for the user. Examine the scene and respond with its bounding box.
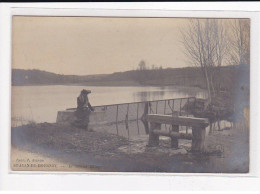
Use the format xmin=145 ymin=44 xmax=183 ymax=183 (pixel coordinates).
xmin=81 ymin=89 xmax=91 ymax=95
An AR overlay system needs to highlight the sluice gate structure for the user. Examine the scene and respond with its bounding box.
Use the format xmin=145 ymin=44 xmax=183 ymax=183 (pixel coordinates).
xmin=57 ymin=97 xmax=205 ymax=140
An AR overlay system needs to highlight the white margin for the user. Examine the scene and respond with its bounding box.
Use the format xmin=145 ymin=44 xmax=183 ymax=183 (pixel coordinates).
xmin=0 ymin=2 xmax=260 ymax=191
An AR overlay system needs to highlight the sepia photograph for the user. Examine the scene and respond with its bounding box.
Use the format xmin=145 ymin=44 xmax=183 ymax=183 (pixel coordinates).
xmin=11 ymin=16 xmax=250 ymax=173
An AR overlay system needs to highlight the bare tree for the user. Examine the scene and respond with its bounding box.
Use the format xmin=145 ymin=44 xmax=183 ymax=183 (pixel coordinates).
xmin=181 ymin=19 xmax=214 ymax=102
xmin=181 ymin=19 xmax=230 ymax=103
xmin=229 ymin=19 xmax=250 ymax=65
xmin=212 ymin=19 xmax=230 ymax=93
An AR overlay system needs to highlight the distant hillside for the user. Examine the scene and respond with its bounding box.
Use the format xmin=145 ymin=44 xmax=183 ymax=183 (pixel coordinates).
xmin=12 ymin=69 xmax=107 ymax=86
xmin=12 ymin=65 xmax=249 ymax=91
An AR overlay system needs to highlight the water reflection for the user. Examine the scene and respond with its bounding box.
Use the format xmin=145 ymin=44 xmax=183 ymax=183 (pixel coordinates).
xmin=102 ymin=118 xmax=233 ymax=143
xmin=133 ymin=86 xmax=207 ymax=102
xmin=94 ymin=120 xmax=149 ymax=140
xmin=134 ymin=91 xmax=166 ymax=102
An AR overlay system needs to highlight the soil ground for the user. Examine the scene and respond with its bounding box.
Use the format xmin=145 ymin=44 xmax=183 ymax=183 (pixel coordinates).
xmin=11 ymin=122 xmax=249 ymax=173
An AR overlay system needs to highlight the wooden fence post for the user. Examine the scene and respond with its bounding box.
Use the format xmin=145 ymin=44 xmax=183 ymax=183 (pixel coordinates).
xmin=171 ymin=125 xmax=179 ymax=148
xmin=148 ymin=122 xmax=161 ymax=146
xmin=141 ymin=102 xmax=149 ymax=134
xmin=191 ymin=125 xmax=206 ymax=152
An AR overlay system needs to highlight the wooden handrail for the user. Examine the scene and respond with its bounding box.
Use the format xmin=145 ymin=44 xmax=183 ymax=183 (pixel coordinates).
xmin=66 ymin=97 xmax=196 ymax=110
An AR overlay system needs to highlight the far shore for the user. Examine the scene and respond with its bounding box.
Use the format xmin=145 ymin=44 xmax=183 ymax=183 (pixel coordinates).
xmin=12 ymin=81 xmax=206 ymax=90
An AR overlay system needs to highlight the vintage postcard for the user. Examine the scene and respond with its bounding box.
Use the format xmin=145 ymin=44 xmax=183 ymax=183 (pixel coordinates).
xmin=11 ymin=16 xmax=250 ymax=173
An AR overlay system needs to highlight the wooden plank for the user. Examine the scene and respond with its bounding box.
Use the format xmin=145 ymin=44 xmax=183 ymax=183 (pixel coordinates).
xmin=146 ymin=114 xmax=209 ymax=127
xmin=153 ymin=129 xmax=193 ymax=140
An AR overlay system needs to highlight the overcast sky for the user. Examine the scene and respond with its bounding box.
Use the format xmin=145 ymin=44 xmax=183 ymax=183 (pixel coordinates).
xmin=12 ymin=16 xmax=235 ymax=75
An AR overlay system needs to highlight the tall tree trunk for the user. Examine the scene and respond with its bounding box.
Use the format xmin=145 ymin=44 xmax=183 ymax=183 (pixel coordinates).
xmin=204 ymin=68 xmax=212 ymax=104
xmin=209 ymin=69 xmax=215 ymax=98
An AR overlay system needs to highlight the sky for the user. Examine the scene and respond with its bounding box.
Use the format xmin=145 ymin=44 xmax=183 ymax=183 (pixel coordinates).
xmin=12 ymin=16 xmax=240 ymax=75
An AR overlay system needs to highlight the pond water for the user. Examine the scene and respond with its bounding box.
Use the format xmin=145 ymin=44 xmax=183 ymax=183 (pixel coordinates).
xmin=12 ymin=85 xmax=207 ymax=125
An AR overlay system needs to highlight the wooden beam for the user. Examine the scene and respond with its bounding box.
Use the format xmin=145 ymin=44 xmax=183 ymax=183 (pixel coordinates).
xmin=153 ymin=129 xmax=193 ymax=140
xmin=146 ymin=114 xmax=209 ymax=127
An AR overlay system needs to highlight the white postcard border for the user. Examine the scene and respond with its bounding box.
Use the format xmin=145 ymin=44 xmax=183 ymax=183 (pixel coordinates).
xmin=0 ymin=2 xmax=260 ymax=190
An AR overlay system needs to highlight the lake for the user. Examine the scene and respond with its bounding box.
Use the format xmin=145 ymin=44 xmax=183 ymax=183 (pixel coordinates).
xmin=11 ymin=85 xmax=207 ymax=125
